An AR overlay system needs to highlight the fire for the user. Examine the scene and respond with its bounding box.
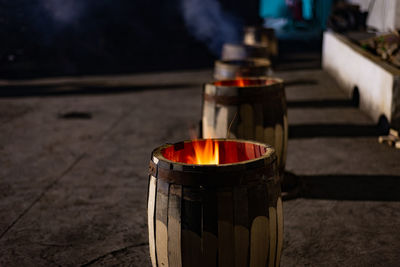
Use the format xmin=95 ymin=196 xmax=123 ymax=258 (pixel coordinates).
xmin=237 ymin=78 xmax=246 ymax=87
xmin=162 ymin=139 xmax=268 ymax=165
xmin=188 ymin=139 xmax=219 ymax=164
xmin=214 ymin=78 xmax=277 ymax=87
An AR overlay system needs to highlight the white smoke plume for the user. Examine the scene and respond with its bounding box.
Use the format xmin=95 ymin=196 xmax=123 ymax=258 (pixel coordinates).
xmin=181 ymin=0 xmax=242 ymax=56
xmin=41 ymin=0 xmax=84 ymax=24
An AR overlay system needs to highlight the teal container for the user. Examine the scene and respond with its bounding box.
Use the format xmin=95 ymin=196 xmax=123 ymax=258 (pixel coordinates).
xmin=259 ymin=0 xmax=288 ymax=18
xmin=259 ymin=0 xmax=333 ymax=29
xmin=302 ymin=0 xmax=313 ymax=20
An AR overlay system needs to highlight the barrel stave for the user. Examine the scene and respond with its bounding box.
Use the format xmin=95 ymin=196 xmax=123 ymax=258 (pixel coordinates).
xmin=217 ymin=189 xmax=235 ymax=267
xmin=181 ymin=187 xmax=202 ymax=267
xmin=201 ymin=188 xmax=218 ymax=267
xmin=155 ymin=179 xmax=170 ymax=267
xmin=248 ymin=182 xmax=270 ymax=267
xmin=233 ymin=186 xmax=250 ymax=267
xmin=148 ymin=176 xmax=158 ymax=267
xmin=168 ymin=184 xmax=182 ymax=267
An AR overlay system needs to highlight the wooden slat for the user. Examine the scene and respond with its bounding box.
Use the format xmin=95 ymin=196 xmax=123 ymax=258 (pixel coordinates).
xmin=248 ymin=184 xmax=269 ymax=267
xmin=263 ymin=100 xmax=277 ymax=128
xmin=241 ymin=104 xmax=254 ymax=140
xmin=274 ymin=123 xmax=283 ymax=167
xmin=226 ymin=106 xmax=239 ymax=139
xmin=181 ymin=230 xmax=202 ymax=267
xmin=168 ymin=184 xmax=182 ymax=267
xmin=282 ymin=114 xmax=288 ymax=169
xmin=182 ymin=187 xmax=202 ymax=267
xmin=245 ymin=142 xmax=256 ymax=160
xmin=215 ymin=106 xmax=229 ymax=137
xmin=264 ymin=127 xmax=275 ymax=147
xmin=275 ymin=197 xmax=284 ymax=267
xmin=233 ymin=186 xmax=249 ymax=267
xmin=250 ymin=216 xmax=269 ymax=267
xmin=156 ymin=179 xmax=170 ymax=267
xmin=237 ymin=121 xmax=244 ymax=138
xmin=268 ymin=206 xmax=277 ymax=267
xmin=147 ymin=176 xmax=157 ymax=267
xmin=254 ymin=104 xmax=264 ymax=143
xmin=218 ymin=190 xmax=235 ymax=267
xmin=266 ymin=178 xmax=282 ymax=267
xmin=263 ymin=99 xmax=280 ymax=164
xmin=202 ymin=189 xmax=218 ymax=267
xmin=202 ymin=99 xmax=217 ymax=138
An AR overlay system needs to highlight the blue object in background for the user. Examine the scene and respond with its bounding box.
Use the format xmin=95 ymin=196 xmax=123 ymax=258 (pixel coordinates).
xmin=259 ymin=0 xmax=332 ymax=29
xmin=259 ymin=0 xmax=288 ymax=18
xmin=302 ymin=0 xmax=313 ymax=20
xmin=315 ymin=0 xmax=333 ymax=30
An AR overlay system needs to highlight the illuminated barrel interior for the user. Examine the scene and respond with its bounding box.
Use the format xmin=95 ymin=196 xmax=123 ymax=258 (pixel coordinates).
xmin=162 ymin=139 xmax=269 ymax=165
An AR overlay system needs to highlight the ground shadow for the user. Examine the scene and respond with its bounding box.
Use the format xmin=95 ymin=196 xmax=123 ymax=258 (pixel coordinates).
xmin=287 ymin=98 xmax=357 ymax=108
xmin=284 ymin=79 xmax=319 ymax=87
xmin=0 ymin=83 xmax=199 ymax=97
xmin=284 ymin=172 xmax=400 ymax=201
xmin=288 ymin=123 xmax=387 ymax=138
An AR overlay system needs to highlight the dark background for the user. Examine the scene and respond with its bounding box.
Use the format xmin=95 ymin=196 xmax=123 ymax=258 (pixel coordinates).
xmin=0 ymin=0 xmax=259 ymax=79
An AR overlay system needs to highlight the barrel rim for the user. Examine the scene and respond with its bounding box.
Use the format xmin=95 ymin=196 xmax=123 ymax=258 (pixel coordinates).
xmin=223 ymin=42 xmax=269 ymax=49
xmin=150 ymin=139 xmax=278 ymax=186
xmin=206 ymin=76 xmax=284 ymax=89
xmin=214 ymin=58 xmax=271 ymax=68
xmin=152 ymin=138 xmax=275 ymax=168
xmin=243 ymin=26 xmax=276 ymax=34
xmin=203 ymin=77 xmax=285 ymax=105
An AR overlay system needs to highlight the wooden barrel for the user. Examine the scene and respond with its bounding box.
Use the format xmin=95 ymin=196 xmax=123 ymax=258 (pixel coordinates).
xmin=202 ymin=78 xmax=288 ymax=174
xmin=221 ymin=43 xmax=269 ymax=61
xmin=148 ymin=139 xmax=283 ymax=267
xmin=243 ymin=27 xmax=279 ymax=60
xmin=214 ymin=59 xmax=271 ymax=80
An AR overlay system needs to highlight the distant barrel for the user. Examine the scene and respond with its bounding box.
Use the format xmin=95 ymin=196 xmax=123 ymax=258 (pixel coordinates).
xmin=202 ymin=77 xmax=288 ymax=175
xmin=243 ymin=26 xmax=278 ymax=60
xmin=221 ymin=43 xmax=269 ymax=61
xmin=214 ymin=58 xmax=271 ymax=80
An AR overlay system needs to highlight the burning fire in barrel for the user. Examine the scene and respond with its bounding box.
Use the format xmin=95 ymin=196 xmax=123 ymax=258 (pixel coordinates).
xmin=148 ymin=139 xmax=283 ymax=267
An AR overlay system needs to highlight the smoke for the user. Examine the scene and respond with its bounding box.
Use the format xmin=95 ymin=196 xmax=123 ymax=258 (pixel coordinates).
xmin=181 ymin=0 xmax=243 ymax=56
xmin=41 ymin=0 xmax=85 ymax=25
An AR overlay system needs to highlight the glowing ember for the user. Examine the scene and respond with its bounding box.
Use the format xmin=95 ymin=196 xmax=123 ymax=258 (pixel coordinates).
xmin=237 ymin=78 xmax=246 ymax=87
xmin=214 ymin=77 xmax=277 ymax=87
xmin=187 ymin=139 xmax=219 ymax=164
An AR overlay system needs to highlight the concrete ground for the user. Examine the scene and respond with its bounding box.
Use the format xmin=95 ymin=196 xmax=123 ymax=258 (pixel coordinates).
xmin=0 ymin=69 xmax=399 ymax=266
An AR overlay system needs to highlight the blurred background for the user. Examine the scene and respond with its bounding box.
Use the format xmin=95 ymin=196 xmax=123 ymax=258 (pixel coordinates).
xmin=0 ymin=0 xmax=336 ymax=79
xmin=0 ymin=0 xmax=253 ymax=78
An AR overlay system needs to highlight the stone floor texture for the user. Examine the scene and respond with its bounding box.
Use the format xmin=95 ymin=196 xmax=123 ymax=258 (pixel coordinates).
xmin=0 ymin=69 xmax=399 ymax=266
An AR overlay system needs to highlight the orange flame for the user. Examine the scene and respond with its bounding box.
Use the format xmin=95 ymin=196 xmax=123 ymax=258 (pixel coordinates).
xmin=188 ymin=139 xmax=219 ymax=164
xmin=237 ymin=78 xmax=246 ymax=87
